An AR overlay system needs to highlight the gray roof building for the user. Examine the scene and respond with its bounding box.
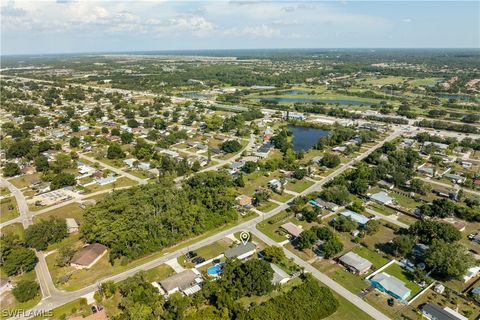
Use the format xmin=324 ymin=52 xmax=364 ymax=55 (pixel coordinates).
xmin=339 ymin=251 xmax=372 ymax=274
xmin=421 ymin=303 xmax=468 ymax=320
xmin=224 ymin=242 xmax=256 ymax=260
xmin=370 ymin=191 xmax=394 ymax=205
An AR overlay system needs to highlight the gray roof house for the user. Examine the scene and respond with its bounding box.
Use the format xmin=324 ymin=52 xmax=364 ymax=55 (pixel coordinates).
xmin=270 ymin=263 xmax=290 ymax=285
xmin=224 ymin=242 xmax=257 ymax=260
xmin=421 ymin=303 xmax=468 ymax=320
xmin=338 ymin=251 xmax=372 ymax=274
xmin=370 ymin=191 xmax=394 ymax=205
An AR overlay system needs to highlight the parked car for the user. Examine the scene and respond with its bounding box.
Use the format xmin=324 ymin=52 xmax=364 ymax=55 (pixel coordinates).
xmin=185 ymin=251 xmax=197 ymax=259
xmin=192 ymin=257 xmax=205 ymax=265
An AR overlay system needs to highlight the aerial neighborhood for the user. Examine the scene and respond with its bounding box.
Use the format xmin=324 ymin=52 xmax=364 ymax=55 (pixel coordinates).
xmin=1 ymin=3 xmax=480 ymax=319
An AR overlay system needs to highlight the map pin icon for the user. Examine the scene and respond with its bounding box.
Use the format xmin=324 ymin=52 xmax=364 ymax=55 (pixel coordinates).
xmin=240 ymin=231 xmax=250 ymax=245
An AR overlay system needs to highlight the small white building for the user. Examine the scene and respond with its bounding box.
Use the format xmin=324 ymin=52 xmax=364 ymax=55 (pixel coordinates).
xmin=66 ymin=218 xmax=79 ymax=234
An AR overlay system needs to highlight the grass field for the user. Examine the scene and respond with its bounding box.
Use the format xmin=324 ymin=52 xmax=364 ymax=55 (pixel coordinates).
xmin=30 ymin=298 xmax=91 ymax=320
xmin=0 ymin=197 xmax=19 ymax=223
xmin=284 ymin=179 xmax=314 ymax=193
xmin=142 ymin=264 xmax=176 ymax=282
xmin=0 ymin=270 xmax=41 ymax=320
xmin=257 ymin=210 xmax=294 ymax=242
xmin=32 ymin=202 xmax=85 ymax=224
xmin=177 ymin=238 xmax=234 ymax=268
xmin=8 ymin=173 xmax=41 ymax=189
xmin=0 ymin=223 xmax=24 ymax=238
xmin=352 ymin=246 xmax=389 ymax=270
xmin=83 ymin=177 xmax=136 ymax=193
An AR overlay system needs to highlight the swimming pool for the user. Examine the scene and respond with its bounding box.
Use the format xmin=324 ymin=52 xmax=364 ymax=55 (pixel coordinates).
xmin=207 ymin=263 xmax=225 ymax=276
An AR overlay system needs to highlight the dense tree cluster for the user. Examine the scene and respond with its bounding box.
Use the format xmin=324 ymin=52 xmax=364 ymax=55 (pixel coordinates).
xmin=82 ymin=172 xmax=238 ymax=261
xmin=0 ymin=234 xmax=37 ymax=276
xmin=220 ymin=140 xmax=242 ymax=153
xmin=25 ymin=217 xmax=68 ymax=251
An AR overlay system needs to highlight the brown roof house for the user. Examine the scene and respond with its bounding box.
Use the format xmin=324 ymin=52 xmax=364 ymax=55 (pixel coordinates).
xmin=71 ymin=244 xmax=107 ymax=269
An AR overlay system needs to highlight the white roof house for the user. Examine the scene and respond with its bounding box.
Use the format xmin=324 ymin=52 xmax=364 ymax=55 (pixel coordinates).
xmin=66 ymin=218 xmax=79 ymax=234
xmin=270 ymin=263 xmax=290 ymax=285
xmin=224 ymin=243 xmax=256 ymax=260
xmin=340 ymin=210 xmax=370 ymax=226
xmin=370 ymin=191 xmax=394 ymax=205
xmin=281 ymin=222 xmax=303 ymax=238
xmin=159 ymin=269 xmax=203 ymax=296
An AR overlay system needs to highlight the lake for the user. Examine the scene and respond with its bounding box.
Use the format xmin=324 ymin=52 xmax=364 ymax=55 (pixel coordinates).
xmin=262 ymin=97 xmax=372 ymax=106
xmin=288 ymin=125 xmax=330 ymax=152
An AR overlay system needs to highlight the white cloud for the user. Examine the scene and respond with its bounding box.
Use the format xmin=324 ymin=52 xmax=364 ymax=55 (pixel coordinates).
xmin=402 ymin=18 xmax=412 ymax=23
xmin=224 ymin=24 xmax=281 ymax=38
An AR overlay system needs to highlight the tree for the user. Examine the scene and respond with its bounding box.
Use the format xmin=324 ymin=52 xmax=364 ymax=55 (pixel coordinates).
xmin=293 ymin=168 xmax=308 ymax=180
xmin=425 ymin=241 xmax=475 ymax=279
xmin=3 ymin=162 xmax=21 ymax=177
xmin=220 ymin=140 xmax=242 ymax=153
xmin=56 ymin=246 xmax=76 ymax=267
xmin=253 ymin=189 xmax=271 ymax=205
xmin=364 ymin=219 xmax=381 ymax=235
xmin=107 ymin=143 xmax=125 ymax=159
xmin=50 ymin=172 xmax=76 ymax=190
xmin=391 ymin=235 xmax=416 ymax=257
xmin=320 ymin=185 xmax=351 ymax=205
xmin=297 ymin=229 xmax=318 ymax=250
xmin=25 ymin=217 xmax=68 ymax=251
xmin=120 ymin=132 xmax=134 ymax=144
xmin=242 ymin=161 xmax=257 ymax=174
xmin=69 ymin=136 xmax=80 ymax=148
xmin=2 ymin=247 xmax=37 ymax=276
xmin=330 ymin=216 xmax=357 ymax=233
xmin=409 ymin=220 xmax=461 ymax=244
xmin=34 ymin=155 xmax=49 ymax=172
xmin=322 ymin=237 xmax=343 ymax=258
xmin=262 ymin=246 xmax=285 ymax=264
xmin=321 ymin=153 xmax=341 ymax=168
xmin=12 ymin=280 xmax=40 ymax=303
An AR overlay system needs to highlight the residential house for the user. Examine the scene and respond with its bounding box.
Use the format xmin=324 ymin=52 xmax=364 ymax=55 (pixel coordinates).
xmin=378 ymin=180 xmax=394 ymax=190
xmin=71 ymin=244 xmax=108 ymax=269
xmin=340 ymin=210 xmax=370 ymax=226
xmin=236 ymin=195 xmax=252 ymax=208
xmin=224 ymin=243 xmax=257 ymax=260
xmin=270 ymin=263 xmax=290 ymax=285
xmin=159 ymin=269 xmax=203 ymax=296
xmin=309 ymin=198 xmax=339 ymax=212
xmin=96 ymin=176 xmax=117 ymax=186
xmin=338 ymin=251 xmax=372 ymax=274
xmin=268 ymin=179 xmax=283 ymax=192
xmin=280 ymin=222 xmax=303 ymax=238
xmin=370 ymin=191 xmax=394 ymax=206
xmin=443 ymin=173 xmax=466 ymax=185
xmin=255 ymin=143 xmax=273 ymax=158
xmin=66 ymin=218 xmax=79 ymax=234
xmin=433 ymin=186 xmax=459 ymax=201
xmin=370 ymin=272 xmax=411 ymax=301
xmin=420 ymin=303 xmax=468 ymax=320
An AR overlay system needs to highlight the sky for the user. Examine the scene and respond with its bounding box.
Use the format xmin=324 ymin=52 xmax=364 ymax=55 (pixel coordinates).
xmin=1 ymin=0 xmax=479 ymax=55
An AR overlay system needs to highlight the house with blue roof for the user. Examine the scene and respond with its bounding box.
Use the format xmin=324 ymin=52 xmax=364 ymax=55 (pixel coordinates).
xmin=370 ymin=272 xmax=411 ymax=301
xmin=340 ymin=210 xmax=370 ymax=226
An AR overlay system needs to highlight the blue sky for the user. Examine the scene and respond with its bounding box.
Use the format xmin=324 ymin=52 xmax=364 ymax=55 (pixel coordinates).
xmin=1 ymin=1 xmax=479 ymax=55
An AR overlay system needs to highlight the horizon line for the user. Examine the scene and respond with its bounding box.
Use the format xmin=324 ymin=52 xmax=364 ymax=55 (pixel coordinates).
xmin=2 ymin=47 xmax=480 ymax=57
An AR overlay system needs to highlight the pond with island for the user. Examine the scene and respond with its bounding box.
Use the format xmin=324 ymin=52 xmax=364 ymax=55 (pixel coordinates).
xmin=288 ymin=125 xmax=330 ymax=152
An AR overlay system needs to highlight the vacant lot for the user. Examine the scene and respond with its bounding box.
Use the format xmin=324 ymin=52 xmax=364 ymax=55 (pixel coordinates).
xmin=0 ymin=197 xmax=19 ymax=223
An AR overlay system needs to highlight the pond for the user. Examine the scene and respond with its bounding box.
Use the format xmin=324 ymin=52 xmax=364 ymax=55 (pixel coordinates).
xmin=262 ymin=97 xmax=372 ymax=106
xmin=288 ymin=125 xmax=330 ymax=152
xmin=182 ymin=92 xmax=205 ymax=98
xmin=280 ymin=89 xmax=313 ymax=95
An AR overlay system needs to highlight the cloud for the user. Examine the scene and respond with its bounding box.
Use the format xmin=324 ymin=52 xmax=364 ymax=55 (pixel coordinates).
xmin=224 ymin=24 xmax=281 ymax=38
xmin=402 ymin=18 xmax=412 ymax=23
xmin=1 ymin=1 xmax=26 ymax=17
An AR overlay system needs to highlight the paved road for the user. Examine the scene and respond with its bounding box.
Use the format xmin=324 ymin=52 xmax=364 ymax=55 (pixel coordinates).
xmin=418 ymin=177 xmax=480 ymax=197
xmin=365 ymin=208 xmax=409 ymax=229
xmin=250 ymin=227 xmax=390 ymax=320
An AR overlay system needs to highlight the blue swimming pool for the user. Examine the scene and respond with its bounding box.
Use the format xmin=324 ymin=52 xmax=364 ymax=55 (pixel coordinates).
xmin=207 ymin=263 xmax=225 ymax=276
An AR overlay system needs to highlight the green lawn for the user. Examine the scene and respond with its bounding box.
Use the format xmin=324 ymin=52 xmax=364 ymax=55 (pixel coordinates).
xmin=8 ymin=173 xmax=41 ymax=189
xmin=0 ymin=223 xmax=24 ymax=238
xmin=270 ymin=192 xmax=293 ymax=203
xmin=30 ymin=298 xmax=91 ymax=320
xmin=369 ymin=202 xmax=397 ymax=216
xmin=256 ymin=200 xmax=279 ymax=212
xmin=142 ymin=264 xmax=176 ymax=282
xmin=0 ymin=197 xmax=19 ymax=223
xmin=0 ymin=187 xmax=11 ymax=197
xmin=390 ymin=192 xmax=418 ymax=209
xmin=285 ymin=179 xmax=314 ymax=193
xmin=177 ymin=238 xmax=234 ymax=268
xmin=352 ymin=246 xmax=389 ymax=270
xmin=326 ymin=291 xmax=374 ymax=320
xmin=83 ymin=177 xmax=137 ymax=193
xmin=32 ymin=202 xmax=85 ymax=224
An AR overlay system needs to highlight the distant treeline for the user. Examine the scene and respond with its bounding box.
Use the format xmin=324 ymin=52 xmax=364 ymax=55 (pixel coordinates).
xmin=415 ymin=119 xmax=478 ymax=134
